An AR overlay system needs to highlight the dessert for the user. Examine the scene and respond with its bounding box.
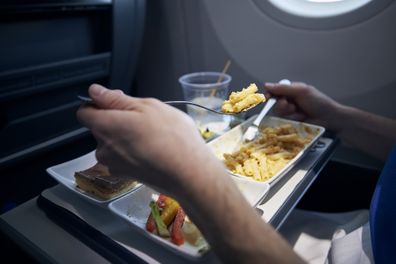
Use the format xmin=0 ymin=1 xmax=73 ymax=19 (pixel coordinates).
xmin=74 ymin=163 xmax=138 ymax=200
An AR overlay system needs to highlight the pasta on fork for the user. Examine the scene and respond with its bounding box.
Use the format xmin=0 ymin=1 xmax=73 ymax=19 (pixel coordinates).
xmin=221 ymin=83 xmax=266 ymax=113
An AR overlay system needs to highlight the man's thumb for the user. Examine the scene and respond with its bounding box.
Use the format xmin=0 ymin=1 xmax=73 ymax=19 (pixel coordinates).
xmin=88 ymin=84 xmax=137 ymax=110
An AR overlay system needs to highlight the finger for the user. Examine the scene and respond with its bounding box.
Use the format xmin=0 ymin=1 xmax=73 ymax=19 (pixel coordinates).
xmin=77 ymin=105 xmax=105 ymax=130
xmin=96 ymin=143 xmax=141 ymax=181
xmin=95 ymin=144 xmax=110 ymax=167
xmin=265 ymin=82 xmax=309 ymax=98
xmin=284 ymin=112 xmax=306 ymax=122
xmin=273 ymin=98 xmax=293 ymax=116
xmin=285 ymin=102 xmax=297 ymax=115
xmin=88 ymin=84 xmax=140 ymax=111
xmin=77 ymin=105 xmax=139 ymax=134
xmin=272 ymin=97 xmax=286 ymax=114
xmin=113 ymin=89 xmax=125 ymax=95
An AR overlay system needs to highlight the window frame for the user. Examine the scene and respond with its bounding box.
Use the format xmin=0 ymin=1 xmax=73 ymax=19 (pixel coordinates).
xmin=252 ymin=0 xmax=393 ymax=30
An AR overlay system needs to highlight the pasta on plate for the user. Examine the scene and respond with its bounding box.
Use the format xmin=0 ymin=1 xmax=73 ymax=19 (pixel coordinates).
xmin=223 ymin=124 xmax=318 ymax=181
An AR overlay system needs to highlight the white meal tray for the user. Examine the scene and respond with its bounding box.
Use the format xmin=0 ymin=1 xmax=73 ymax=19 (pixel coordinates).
xmin=45 ymin=150 xmax=270 ymax=258
xmin=43 ymin=115 xmax=325 ymax=260
xmin=207 ymin=115 xmax=325 ymax=186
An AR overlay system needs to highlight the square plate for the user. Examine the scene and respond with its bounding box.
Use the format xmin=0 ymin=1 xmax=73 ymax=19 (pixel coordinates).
xmin=108 ymin=177 xmax=269 ymax=258
xmin=46 ymin=151 xmax=142 ymax=205
xmin=207 ymin=116 xmax=325 ymax=185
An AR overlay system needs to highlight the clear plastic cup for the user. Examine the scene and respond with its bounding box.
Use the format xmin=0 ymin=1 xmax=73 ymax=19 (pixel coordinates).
xmin=179 ymin=72 xmax=232 ymax=134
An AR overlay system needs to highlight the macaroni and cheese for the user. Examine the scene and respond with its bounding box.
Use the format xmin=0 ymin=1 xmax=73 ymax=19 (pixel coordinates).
xmin=223 ymin=124 xmax=317 ymax=181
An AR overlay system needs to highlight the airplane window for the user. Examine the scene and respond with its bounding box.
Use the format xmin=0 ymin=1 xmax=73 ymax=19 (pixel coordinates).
xmin=252 ymin=0 xmax=392 ymax=29
xmin=268 ymin=0 xmax=372 ymax=18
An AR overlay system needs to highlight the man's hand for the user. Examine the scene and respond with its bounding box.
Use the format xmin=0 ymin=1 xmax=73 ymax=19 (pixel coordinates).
xmin=77 ymin=84 xmax=305 ymax=264
xmin=77 ymin=84 xmax=213 ymax=196
xmin=265 ymin=82 xmax=343 ymax=133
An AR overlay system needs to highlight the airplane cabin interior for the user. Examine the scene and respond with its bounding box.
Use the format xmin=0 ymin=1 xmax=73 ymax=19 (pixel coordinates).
xmin=1 ymin=0 xmax=395 ymax=263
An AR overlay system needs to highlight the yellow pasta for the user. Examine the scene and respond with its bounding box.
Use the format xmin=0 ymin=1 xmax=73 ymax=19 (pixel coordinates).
xmin=221 ymin=83 xmax=266 ymax=113
xmin=223 ymin=124 xmax=318 ymax=181
xmin=233 ymin=94 xmax=266 ymax=113
xmin=230 ymin=83 xmax=257 ymax=102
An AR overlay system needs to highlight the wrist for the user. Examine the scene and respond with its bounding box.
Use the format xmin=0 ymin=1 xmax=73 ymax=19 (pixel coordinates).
xmin=166 ymin=145 xmax=226 ymax=199
xmin=178 ymin=157 xmax=227 ymax=199
xmin=326 ymin=101 xmax=349 ymax=135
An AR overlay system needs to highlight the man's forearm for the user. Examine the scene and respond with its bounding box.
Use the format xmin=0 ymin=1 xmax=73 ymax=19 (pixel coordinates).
xmin=176 ymin=155 xmax=304 ymax=263
xmin=333 ymin=105 xmax=396 ymax=161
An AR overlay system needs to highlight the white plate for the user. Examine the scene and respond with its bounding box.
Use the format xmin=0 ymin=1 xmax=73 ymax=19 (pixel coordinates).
xmin=232 ymin=176 xmax=270 ymax=206
xmin=46 ymin=151 xmax=142 ymax=205
xmin=207 ymin=116 xmax=325 ymax=185
xmin=108 ymin=177 xmax=269 ymax=258
xmin=109 ymin=186 xmax=203 ymax=259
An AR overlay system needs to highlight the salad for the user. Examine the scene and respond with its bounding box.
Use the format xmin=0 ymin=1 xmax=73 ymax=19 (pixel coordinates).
xmin=146 ymin=194 xmax=208 ymax=251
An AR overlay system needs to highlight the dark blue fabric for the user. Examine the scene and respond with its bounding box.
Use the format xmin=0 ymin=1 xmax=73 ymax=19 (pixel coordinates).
xmin=370 ymin=146 xmax=396 ymax=264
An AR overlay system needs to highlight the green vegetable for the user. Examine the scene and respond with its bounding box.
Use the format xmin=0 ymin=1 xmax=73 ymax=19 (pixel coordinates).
xmin=149 ymin=201 xmax=170 ymax=237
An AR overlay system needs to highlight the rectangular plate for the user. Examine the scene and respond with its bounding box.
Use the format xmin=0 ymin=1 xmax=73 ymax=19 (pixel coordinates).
xmin=108 ymin=186 xmax=203 ymax=259
xmin=108 ymin=177 xmax=269 ymax=258
xmin=207 ymin=116 xmax=325 ymax=185
xmin=46 ymin=151 xmax=142 ymax=205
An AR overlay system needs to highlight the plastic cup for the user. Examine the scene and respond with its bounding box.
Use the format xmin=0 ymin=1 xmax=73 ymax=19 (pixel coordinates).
xmin=178 ymin=72 xmax=232 ymax=133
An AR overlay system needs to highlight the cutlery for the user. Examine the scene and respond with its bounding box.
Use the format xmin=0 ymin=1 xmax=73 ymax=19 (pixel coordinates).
xmin=78 ymin=96 xmax=259 ymax=115
xmin=241 ymin=79 xmax=291 ymax=142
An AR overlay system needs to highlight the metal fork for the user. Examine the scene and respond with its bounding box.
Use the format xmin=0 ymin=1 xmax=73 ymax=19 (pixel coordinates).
xmin=164 ymin=101 xmax=237 ymax=115
xmin=241 ymin=79 xmax=291 ymax=141
xmin=78 ymin=96 xmax=250 ymax=116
